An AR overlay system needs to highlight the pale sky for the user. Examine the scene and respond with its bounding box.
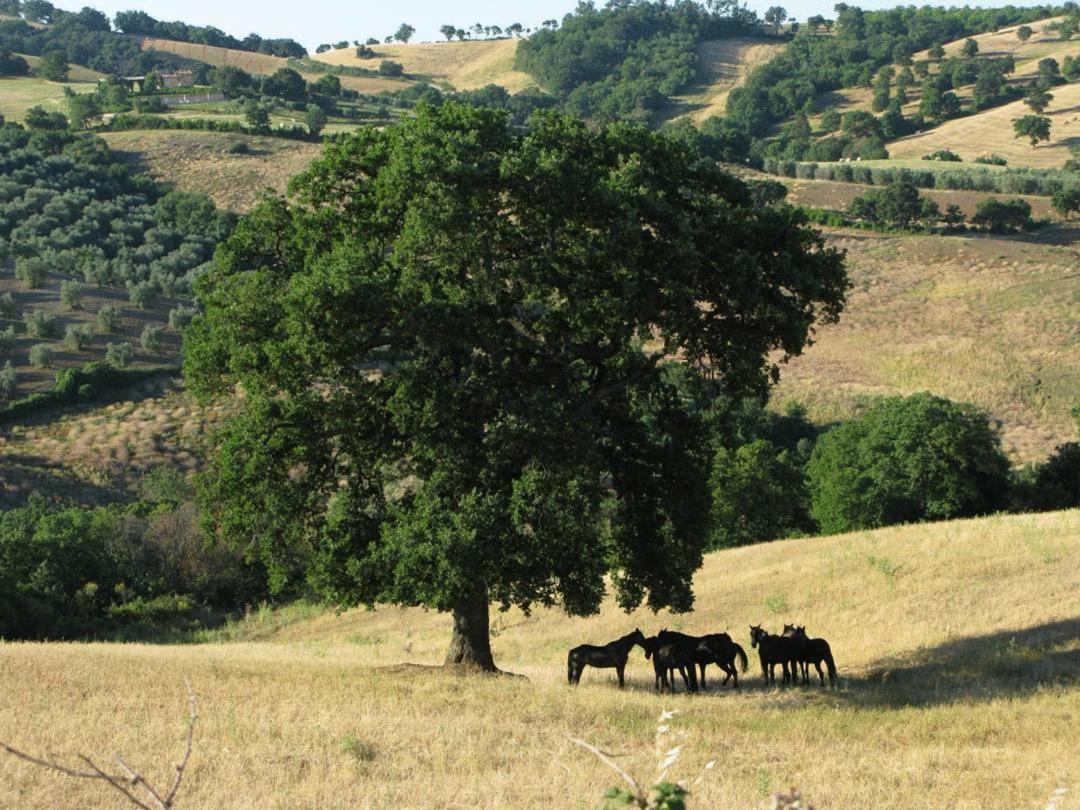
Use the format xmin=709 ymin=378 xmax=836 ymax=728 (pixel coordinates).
xmin=50 ymin=0 xmax=1054 ymax=50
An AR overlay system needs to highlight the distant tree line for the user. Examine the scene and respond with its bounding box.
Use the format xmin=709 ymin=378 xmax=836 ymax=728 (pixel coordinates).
xmin=112 ymin=8 xmax=307 ymax=58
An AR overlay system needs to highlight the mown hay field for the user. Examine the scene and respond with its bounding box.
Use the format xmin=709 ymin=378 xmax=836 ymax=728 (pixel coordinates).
xmin=772 ymin=226 xmax=1080 ymax=462
xmin=0 ymin=76 xmax=87 ymax=122
xmin=0 ymin=509 xmax=1077 ymax=808
xmin=887 ymin=81 xmax=1080 ymax=168
xmin=911 ymin=16 xmax=1079 ymax=73
xmin=314 ymin=38 xmax=536 ymax=93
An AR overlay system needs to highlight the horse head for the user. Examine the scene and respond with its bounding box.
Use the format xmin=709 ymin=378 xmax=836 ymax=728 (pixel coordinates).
xmin=630 ymin=627 xmax=648 ymax=648
xmin=642 ymin=635 xmax=658 ymax=659
xmin=749 ymin=625 xmax=763 ymax=648
xmin=782 ymin=624 xmax=798 ymax=637
xmin=795 ymin=626 xmax=808 ymax=640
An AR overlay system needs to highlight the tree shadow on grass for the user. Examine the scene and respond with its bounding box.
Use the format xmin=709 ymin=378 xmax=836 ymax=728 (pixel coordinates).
xmin=837 ymin=618 xmax=1080 ymax=709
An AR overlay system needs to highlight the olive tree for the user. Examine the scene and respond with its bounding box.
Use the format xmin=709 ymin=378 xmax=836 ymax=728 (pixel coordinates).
xmin=185 ymin=104 xmax=847 ymax=671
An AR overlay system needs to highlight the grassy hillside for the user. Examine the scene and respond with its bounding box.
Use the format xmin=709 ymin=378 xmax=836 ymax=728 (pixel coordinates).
xmin=0 ymin=76 xmax=87 ymax=122
xmin=772 ymin=226 xmax=1080 ymax=462
xmin=886 ymin=81 xmax=1080 ymax=168
xmin=138 ymin=38 xmax=411 ymax=94
xmin=314 ymin=38 xmax=536 ymax=93
xmin=0 ymin=509 xmax=1076 ymax=807
xmin=911 ymin=16 xmax=1079 ymax=75
xmin=668 ymin=38 xmax=786 ymax=123
xmin=101 ymin=130 xmax=323 ymax=213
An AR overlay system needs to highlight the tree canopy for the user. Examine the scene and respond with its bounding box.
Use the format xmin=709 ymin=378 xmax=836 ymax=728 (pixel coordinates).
xmin=185 ymin=103 xmax=847 ymax=670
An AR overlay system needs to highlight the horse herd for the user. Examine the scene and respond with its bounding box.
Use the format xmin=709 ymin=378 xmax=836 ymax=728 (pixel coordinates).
xmin=567 ymin=625 xmax=838 ymax=693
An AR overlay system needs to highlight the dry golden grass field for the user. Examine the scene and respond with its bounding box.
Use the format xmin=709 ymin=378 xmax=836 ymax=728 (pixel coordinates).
xmin=662 ymin=38 xmax=785 ymax=123
xmin=314 ymin=39 xmax=536 ymax=93
xmin=0 ymin=509 xmax=1077 ymax=808
xmin=912 ymin=16 xmax=1080 ymax=76
xmin=101 ymin=130 xmax=323 ymax=213
xmin=772 ymin=226 xmax=1080 ymax=462
xmin=137 ymin=39 xmax=410 ymax=94
xmin=887 ymin=81 xmax=1080 ymax=168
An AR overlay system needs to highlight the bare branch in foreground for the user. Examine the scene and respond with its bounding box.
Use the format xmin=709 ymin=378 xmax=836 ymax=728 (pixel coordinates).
xmin=1 ymin=680 xmax=198 ymax=809
xmin=569 ymin=735 xmax=642 ymax=796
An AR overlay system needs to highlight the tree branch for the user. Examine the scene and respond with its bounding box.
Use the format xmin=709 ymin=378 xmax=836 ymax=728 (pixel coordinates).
xmin=569 ymin=735 xmax=642 ymax=796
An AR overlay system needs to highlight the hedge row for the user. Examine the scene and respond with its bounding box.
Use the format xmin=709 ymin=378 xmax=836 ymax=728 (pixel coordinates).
xmin=90 ymin=115 xmax=320 ymax=142
xmin=762 ymin=158 xmax=1080 ymax=197
xmin=0 ymin=362 xmax=180 ymax=426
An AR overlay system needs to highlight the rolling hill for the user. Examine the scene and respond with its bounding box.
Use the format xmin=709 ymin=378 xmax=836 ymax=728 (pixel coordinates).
xmin=886 ymin=81 xmax=1080 ymax=168
xmin=911 ymin=16 xmax=1079 ymax=76
xmin=101 ymin=130 xmax=323 ymax=213
xmin=313 ymin=38 xmax=536 ymax=93
xmin=137 ymin=37 xmax=413 ymax=94
xmin=770 ymin=226 xmax=1080 ymax=463
xmin=0 ymin=508 xmax=1076 ymax=807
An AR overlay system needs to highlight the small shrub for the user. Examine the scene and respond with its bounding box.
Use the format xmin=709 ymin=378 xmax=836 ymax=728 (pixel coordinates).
xmin=0 ymin=293 xmax=18 ymax=319
xmin=60 ymin=280 xmax=85 ymax=310
xmin=168 ymin=305 xmax=197 ymax=331
xmin=97 ymin=304 xmax=121 ymax=333
xmin=106 ymin=341 xmax=135 ymax=369
xmin=127 ymin=280 xmax=156 ymax=310
xmin=0 ymin=326 xmax=15 ymax=356
xmin=922 ymin=149 xmax=962 ymax=162
xmin=14 ymin=257 xmax=48 ymax=289
xmin=225 ymin=141 xmax=251 ymax=155
xmin=64 ymin=323 xmax=94 ymax=351
xmin=0 ymin=361 xmax=17 ymax=400
xmin=378 ymin=60 xmax=404 ymax=77
xmin=141 ymin=324 xmax=163 ymax=354
xmin=29 ymin=343 xmax=55 ymax=369
xmin=24 ymin=310 xmax=58 ymax=339
xmin=974 ymin=154 xmax=1008 ymax=166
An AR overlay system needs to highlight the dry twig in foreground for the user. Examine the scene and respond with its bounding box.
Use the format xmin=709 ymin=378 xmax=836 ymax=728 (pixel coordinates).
xmin=0 ymin=678 xmax=197 ymax=809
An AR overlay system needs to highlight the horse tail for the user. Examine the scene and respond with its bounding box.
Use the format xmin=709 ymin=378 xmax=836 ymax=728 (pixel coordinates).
xmin=733 ymin=643 xmax=748 ymax=673
xmin=823 ymin=644 xmax=837 ymax=685
xmin=567 ymin=651 xmax=576 ymax=684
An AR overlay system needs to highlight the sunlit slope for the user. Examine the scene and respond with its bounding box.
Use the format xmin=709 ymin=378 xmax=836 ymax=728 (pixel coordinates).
xmin=886 ymin=81 xmax=1080 ymax=168
xmin=1 ymin=509 xmax=1077 ymax=808
xmin=314 ymin=38 xmax=536 ymax=92
xmin=771 ymin=227 xmax=1080 ymax=462
xmin=912 ymin=16 xmax=1080 ymax=79
xmin=669 ymin=38 xmax=786 ymax=122
xmin=137 ymin=38 xmax=409 ymax=93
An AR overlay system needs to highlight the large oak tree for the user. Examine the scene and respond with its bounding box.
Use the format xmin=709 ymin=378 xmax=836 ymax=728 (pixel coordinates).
xmin=184 ymin=104 xmax=847 ymax=670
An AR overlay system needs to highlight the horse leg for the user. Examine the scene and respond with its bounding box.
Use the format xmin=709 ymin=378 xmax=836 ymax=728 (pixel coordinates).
xmin=699 ymin=662 xmax=707 ymax=691
xmin=616 ymin=660 xmax=626 ymax=689
xmin=815 ymin=661 xmax=825 ymax=687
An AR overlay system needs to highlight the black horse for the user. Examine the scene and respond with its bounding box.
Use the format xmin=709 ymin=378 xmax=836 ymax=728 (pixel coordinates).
xmin=784 ymin=625 xmax=838 ymax=688
xmin=657 ymin=629 xmax=749 ymax=690
xmin=567 ymin=628 xmax=647 ymax=688
xmin=749 ymin=625 xmax=797 ymax=686
xmin=643 ymin=635 xmax=699 ymax=694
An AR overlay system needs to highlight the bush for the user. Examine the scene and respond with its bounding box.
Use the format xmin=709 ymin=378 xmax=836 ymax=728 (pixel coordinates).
xmin=0 ymin=326 xmax=15 ymax=357
xmin=64 ymin=323 xmax=94 ymax=351
xmin=60 ymin=280 xmax=85 ymax=310
xmin=97 ymin=304 xmax=122 ymax=333
xmin=168 ymin=305 xmax=197 ymax=331
xmin=922 ymin=149 xmax=962 ymax=162
xmin=141 ymin=324 xmax=163 ymax=354
xmin=971 ymin=197 xmax=1033 ymax=232
xmin=24 ymin=310 xmax=58 ymax=339
xmin=29 ymin=343 xmax=55 ymax=369
xmin=807 ymin=393 xmax=1011 ymax=534
xmin=0 ymin=361 xmax=16 ymax=400
xmin=708 ymin=440 xmax=812 ymax=548
xmin=973 ymin=154 xmax=1008 ymax=166
xmin=0 ymin=293 xmax=19 ymax=320
xmin=127 ymin=280 xmax=156 ymax=310
xmin=106 ymin=341 xmax=135 ymax=369
xmin=14 ymin=256 xmax=48 ymax=289
xmin=225 ymin=141 xmax=251 ymax=155
xmin=1013 ymin=443 xmax=1080 ymax=512
xmin=378 ymin=60 xmax=404 ymax=77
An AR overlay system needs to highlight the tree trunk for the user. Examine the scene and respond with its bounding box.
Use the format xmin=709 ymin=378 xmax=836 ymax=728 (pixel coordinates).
xmin=444 ymin=593 xmax=496 ymax=671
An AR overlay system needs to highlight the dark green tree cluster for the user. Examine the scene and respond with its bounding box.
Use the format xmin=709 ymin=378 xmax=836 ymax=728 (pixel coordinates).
xmin=184 ymin=103 xmax=847 ymax=669
xmin=514 ymin=0 xmax=758 ymax=122
xmin=0 ymin=122 xmax=234 ymax=297
xmin=112 ymin=9 xmax=306 ymax=58
xmin=847 ymin=173 xmax=940 ymax=230
xmin=807 ymin=393 xmax=1012 ymax=534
